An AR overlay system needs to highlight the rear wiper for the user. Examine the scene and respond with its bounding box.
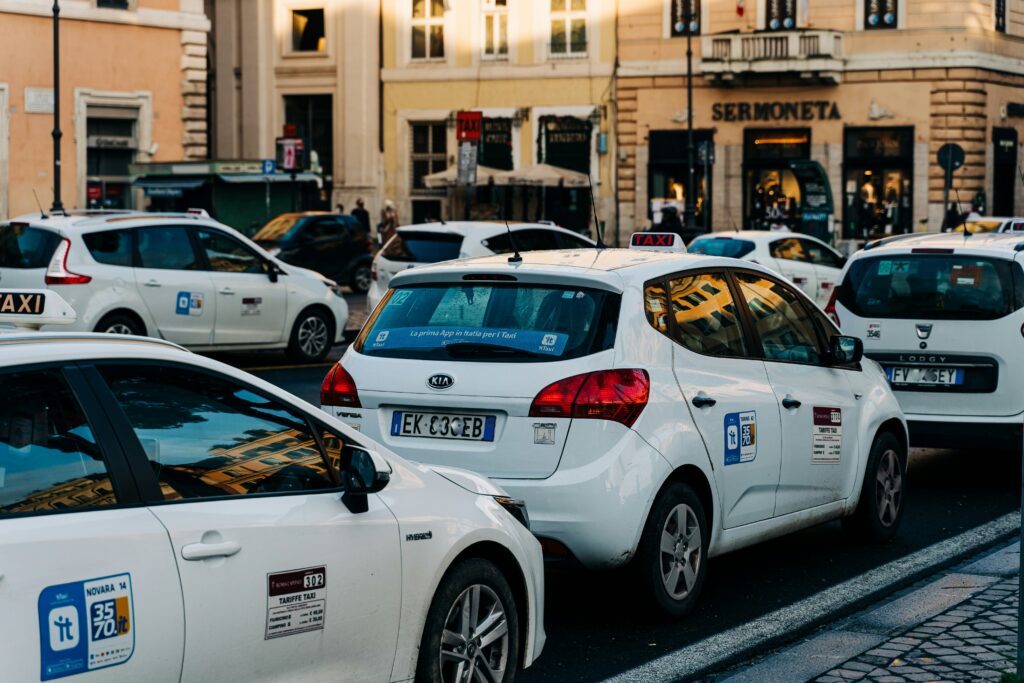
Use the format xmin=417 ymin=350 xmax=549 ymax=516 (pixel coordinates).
xmin=444 ymin=342 xmax=546 ymax=359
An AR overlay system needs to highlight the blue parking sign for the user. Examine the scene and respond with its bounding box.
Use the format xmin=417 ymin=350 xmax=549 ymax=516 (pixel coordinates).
xmin=262 ymin=159 xmax=276 ymax=175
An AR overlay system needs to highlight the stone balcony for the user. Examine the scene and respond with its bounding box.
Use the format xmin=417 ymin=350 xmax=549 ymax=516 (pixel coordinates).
xmin=700 ymin=30 xmax=845 ymax=85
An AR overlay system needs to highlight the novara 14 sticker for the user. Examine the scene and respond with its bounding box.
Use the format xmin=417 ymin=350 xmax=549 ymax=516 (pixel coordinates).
xmin=723 ymin=411 xmax=757 ymax=466
xmin=38 ymin=573 xmax=135 ymax=681
xmin=265 ymin=566 xmax=326 ymax=640
xmin=175 ymin=291 xmax=204 ymax=317
xmin=812 ymin=407 xmax=843 ymax=464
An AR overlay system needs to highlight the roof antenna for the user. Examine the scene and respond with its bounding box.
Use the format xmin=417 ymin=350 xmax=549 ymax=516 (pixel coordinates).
xmin=953 ymin=186 xmax=968 ymax=239
xmin=586 ymin=174 xmax=607 ymax=249
xmin=32 ymin=189 xmax=49 ymax=219
xmin=504 ymin=213 xmax=522 ymax=264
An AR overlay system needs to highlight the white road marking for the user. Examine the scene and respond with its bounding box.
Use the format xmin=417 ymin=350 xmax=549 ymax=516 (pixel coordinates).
xmin=601 ymin=511 xmax=1021 ymax=683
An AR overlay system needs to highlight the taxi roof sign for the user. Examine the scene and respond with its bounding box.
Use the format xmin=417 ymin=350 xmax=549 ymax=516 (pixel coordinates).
xmin=629 ymin=232 xmax=686 ymax=253
xmin=0 ymin=290 xmax=77 ymax=330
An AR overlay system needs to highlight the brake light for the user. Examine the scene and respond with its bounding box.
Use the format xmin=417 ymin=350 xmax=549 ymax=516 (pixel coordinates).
xmin=364 ymin=238 xmax=374 ymax=254
xmin=321 ymin=364 xmax=361 ymax=407
xmin=371 ymin=261 xmax=378 ymax=282
xmin=45 ymin=239 xmax=92 ymax=285
xmin=529 ymin=369 xmax=649 ymax=428
xmin=825 ymin=286 xmax=841 ymax=328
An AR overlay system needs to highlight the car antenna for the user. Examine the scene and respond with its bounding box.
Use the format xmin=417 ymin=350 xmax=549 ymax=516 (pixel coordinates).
xmin=504 ymin=214 xmax=522 ymax=264
xmin=33 ymin=189 xmax=49 ymax=219
xmin=587 ymin=174 xmax=606 ymax=249
xmin=953 ymin=186 xmax=968 ymax=239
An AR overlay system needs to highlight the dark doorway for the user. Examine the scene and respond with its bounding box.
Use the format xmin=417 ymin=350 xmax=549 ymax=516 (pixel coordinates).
xmin=648 ymin=130 xmax=714 ymax=233
xmin=412 ymin=199 xmax=442 ymax=224
xmin=743 ymin=128 xmax=811 ymax=231
xmin=842 ymin=126 xmax=914 ymax=239
xmin=993 ymin=128 xmax=1018 ymax=217
xmin=283 ymin=94 xmax=333 ymax=209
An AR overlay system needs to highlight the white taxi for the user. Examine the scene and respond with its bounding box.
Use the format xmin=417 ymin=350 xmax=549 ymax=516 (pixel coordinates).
xmin=323 ymin=240 xmax=908 ymax=617
xmin=0 ymin=291 xmax=544 ymax=683
xmin=829 ymin=231 xmax=1024 ymax=451
xmin=0 ymin=211 xmax=349 ymax=362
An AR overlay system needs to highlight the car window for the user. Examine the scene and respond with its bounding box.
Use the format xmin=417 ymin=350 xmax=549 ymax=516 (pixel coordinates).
xmin=553 ymin=231 xmax=592 ymax=249
xmin=197 ymin=229 xmax=264 ymax=274
xmin=382 ymin=231 xmax=463 ymax=263
xmin=663 ymin=272 xmax=747 ymax=357
xmin=688 ymin=237 xmax=756 ymax=258
xmin=735 ymin=272 xmax=822 ymax=364
xmin=98 ymin=365 xmax=336 ymax=501
xmin=0 ymin=369 xmax=116 ymax=515
xmin=769 ymin=238 xmax=808 ymax=263
xmin=514 ymin=229 xmax=558 ymax=251
xmin=800 ymin=239 xmax=843 ymax=269
xmin=643 ymin=281 xmax=670 ymax=335
xmin=84 ymin=229 xmax=133 ymax=267
xmin=137 ymin=226 xmax=201 ymax=270
xmin=0 ymin=225 xmax=62 ymax=269
xmin=307 ymin=218 xmax=341 ymax=240
xmin=1011 ymin=222 xmax=1024 ymax=233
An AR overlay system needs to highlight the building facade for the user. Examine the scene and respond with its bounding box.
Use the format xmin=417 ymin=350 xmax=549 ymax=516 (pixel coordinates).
xmin=617 ymin=0 xmax=1024 ymax=247
xmin=0 ymin=0 xmax=210 ymax=219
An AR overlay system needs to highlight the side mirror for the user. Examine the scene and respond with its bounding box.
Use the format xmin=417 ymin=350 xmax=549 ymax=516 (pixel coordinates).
xmin=830 ymin=335 xmax=863 ymax=365
xmin=340 ymin=446 xmax=391 ymax=513
xmin=265 ymin=261 xmax=279 ymax=283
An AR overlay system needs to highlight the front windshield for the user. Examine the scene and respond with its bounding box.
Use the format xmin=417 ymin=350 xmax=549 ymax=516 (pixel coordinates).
xmin=253 ymin=215 xmax=302 ymax=242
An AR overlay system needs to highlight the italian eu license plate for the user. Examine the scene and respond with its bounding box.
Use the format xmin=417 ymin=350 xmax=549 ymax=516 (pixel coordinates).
xmin=885 ymin=366 xmax=965 ymax=386
xmin=391 ymin=411 xmax=497 ymax=441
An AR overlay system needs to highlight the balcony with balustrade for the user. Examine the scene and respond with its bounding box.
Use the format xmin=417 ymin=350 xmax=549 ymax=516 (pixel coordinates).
xmin=699 ymin=30 xmax=845 ymax=85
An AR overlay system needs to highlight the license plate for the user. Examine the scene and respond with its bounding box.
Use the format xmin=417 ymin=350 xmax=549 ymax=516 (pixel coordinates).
xmin=885 ymin=366 xmax=965 ymax=386
xmin=390 ymin=411 xmax=496 ymax=441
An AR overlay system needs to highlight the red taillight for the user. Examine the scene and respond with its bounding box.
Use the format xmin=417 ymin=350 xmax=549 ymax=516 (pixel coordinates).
xmin=371 ymin=261 xmax=378 ymax=282
xmin=45 ymin=239 xmax=92 ymax=285
xmin=529 ymin=369 xmax=649 ymax=428
xmin=365 ymin=238 xmax=374 ymax=254
xmin=321 ymin=364 xmax=361 ymax=407
xmin=825 ymin=286 xmax=841 ymax=328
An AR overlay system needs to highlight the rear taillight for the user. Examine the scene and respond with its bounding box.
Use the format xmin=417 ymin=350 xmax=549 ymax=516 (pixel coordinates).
xmin=825 ymin=286 xmax=841 ymax=328
xmin=371 ymin=261 xmax=378 ymax=282
xmin=529 ymin=369 xmax=649 ymax=428
xmin=365 ymin=238 xmax=374 ymax=254
xmin=45 ymin=239 xmax=92 ymax=285
xmin=321 ymin=364 xmax=361 ymax=407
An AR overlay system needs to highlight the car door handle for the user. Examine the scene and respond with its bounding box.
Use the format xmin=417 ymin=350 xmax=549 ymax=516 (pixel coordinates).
xmin=181 ymin=540 xmax=242 ymax=561
xmin=218 ymin=288 xmax=236 ymax=296
xmin=782 ymin=397 xmax=802 ymax=410
xmin=144 ymin=280 xmax=161 ymax=288
xmin=691 ymin=395 xmax=717 ymax=409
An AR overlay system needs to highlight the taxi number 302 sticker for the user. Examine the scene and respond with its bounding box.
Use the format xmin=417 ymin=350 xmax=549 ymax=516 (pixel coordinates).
xmin=38 ymin=573 xmax=135 ymax=681
xmin=266 ymin=566 xmax=327 ymax=640
xmin=724 ymin=411 xmax=757 ymax=466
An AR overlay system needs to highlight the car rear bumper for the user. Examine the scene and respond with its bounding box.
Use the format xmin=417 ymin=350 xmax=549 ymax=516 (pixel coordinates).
xmin=906 ymin=412 xmax=1024 ymax=450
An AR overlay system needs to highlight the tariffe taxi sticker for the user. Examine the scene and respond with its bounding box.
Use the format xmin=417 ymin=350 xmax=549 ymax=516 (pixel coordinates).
xmin=265 ymin=566 xmax=326 ymax=640
xmin=812 ymin=407 xmax=843 ymax=464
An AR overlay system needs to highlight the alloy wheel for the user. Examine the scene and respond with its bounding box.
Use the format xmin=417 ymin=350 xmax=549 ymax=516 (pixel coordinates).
xmin=297 ymin=316 xmax=328 ymax=358
xmin=659 ymin=503 xmax=702 ymax=601
xmin=875 ymin=449 xmax=903 ymax=528
xmin=104 ymin=323 xmax=135 ymax=335
xmin=353 ymin=266 xmax=372 ymax=292
xmin=439 ymin=584 xmax=510 ymax=683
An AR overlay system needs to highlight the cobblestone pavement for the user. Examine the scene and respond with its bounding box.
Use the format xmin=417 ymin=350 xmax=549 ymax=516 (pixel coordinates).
xmin=814 ymin=577 xmax=1019 ymax=683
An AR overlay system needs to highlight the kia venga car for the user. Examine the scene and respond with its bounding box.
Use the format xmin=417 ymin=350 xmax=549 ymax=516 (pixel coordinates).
xmin=689 ymin=231 xmax=845 ymax=308
xmin=367 ymin=221 xmax=596 ymax=311
xmin=324 ymin=242 xmax=908 ymax=617
xmin=0 ymin=297 xmax=544 ymax=683
xmin=0 ymin=211 xmax=348 ymax=362
xmin=828 ymin=231 xmax=1024 ymax=450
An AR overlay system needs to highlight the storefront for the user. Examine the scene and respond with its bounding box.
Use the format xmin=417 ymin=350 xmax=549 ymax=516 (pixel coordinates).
xmin=647 ymin=129 xmax=714 ymax=232
xmin=743 ymin=128 xmax=811 ymax=231
xmin=539 ymin=115 xmax=592 ymax=232
xmin=842 ymin=127 xmax=914 ymax=239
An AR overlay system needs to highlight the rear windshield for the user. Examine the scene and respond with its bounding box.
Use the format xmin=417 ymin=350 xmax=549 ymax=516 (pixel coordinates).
xmin=355 ymin=284 xmax=619 ymax=362
xmin=688 ymin=238 xmax=756 ymax=259
xmin=381 ymin=232 xmax=463 ymax=263
xmin=252 ymin=215 xmax=301 ymax=242
xmin=0 ymin=225 xmax=61 ymax=269
xmin=839 ymin=254 xmax=1024 ymax=320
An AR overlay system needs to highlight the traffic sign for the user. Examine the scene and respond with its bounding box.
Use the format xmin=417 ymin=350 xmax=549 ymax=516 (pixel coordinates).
xmin=456 ymin=111 xmax=483 ymax=143
xmin=262 ymin=159 xmax=277 ymax=175
xmin=937 ymin=143 xmax=965 ymax=172
xmin=275 ymin=137 xmax=305 ymax=172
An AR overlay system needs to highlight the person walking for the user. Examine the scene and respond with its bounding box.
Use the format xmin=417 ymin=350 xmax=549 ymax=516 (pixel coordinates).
xmin=379 ymin=200 xmax=399 ymax=245
xmin=352 ymin=198 xmax=371 ymax=232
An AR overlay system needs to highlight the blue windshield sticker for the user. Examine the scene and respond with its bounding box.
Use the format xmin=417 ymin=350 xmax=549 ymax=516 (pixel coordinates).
xmin=724 ymin=411 xmax=757 ymax=466
xmin=38 ymin=573 xmax=135 ymax=680
xmin=390 ymin=290 xmax=413 ymax=306
xmin=368 ymin=327 xmax=569 ymax=356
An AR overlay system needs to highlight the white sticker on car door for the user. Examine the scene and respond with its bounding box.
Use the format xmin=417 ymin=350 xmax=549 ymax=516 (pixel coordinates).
xmin=812 ymin=407 xmax=842 ymax=464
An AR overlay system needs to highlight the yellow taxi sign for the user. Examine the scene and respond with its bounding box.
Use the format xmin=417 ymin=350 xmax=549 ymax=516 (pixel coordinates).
xmin=0 ymin=289 xmax=77 ymax=330
xmin=629 ymin=232 xmax=686 ymax=253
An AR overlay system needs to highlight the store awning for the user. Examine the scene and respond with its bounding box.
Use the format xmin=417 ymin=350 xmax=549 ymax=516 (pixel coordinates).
xmin=492 ymin=163 xmax=590 ymax=188
xmin=134 ymin=177 xmax=207 ymax=198
xmin=423 ymin=165 xmax=504 ymax=188
xmin=217 ymin=173 xmax=322 ymax=187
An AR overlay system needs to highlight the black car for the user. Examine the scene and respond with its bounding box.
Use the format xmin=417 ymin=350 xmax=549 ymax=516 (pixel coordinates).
xmin=254 ymin=212 xmax=374 ymax=292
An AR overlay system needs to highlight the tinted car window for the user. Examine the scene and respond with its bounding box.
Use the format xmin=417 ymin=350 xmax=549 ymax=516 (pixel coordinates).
xmin=662 ymin=272 xmax=747 ymax=357
xmin=769 ymin=238 xmax=808 ymax=262
xmin=736 ymin=272 xmax=822 ymax=364
xmin=197 ymin=229 xmax=264 ymax=274
xmin=553 ymin=231 xmax=593 ymax=249
xmin=306 ymin=217 xmax=343 ymax=240
xmin=99 ymin=365 xmax=336 ymax=501
xmin=688 ymin=238 xmax=756 ymax=259
xmin=382 ymin=231 xmax=463 ymax=263
xmin=84 ymin=229 xmax=133 ymax=267
xmin=800 ymin=239 xmax=844 ymax=269
xmin=137 ymin=226 xmax=200 ymax=270
xmin=0 ymin=370 xmax=115 ymax=515
xmin=0 ymin=225 xmax=61 ymax=269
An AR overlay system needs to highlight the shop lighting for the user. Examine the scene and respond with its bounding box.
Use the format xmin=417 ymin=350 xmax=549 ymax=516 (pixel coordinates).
xmin=754 ymin=136 xmax=810 ymax=145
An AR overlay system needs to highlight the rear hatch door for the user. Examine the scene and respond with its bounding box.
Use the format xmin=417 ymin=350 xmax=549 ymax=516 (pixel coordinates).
xmin=0 ymin=223 xmax=61 ymax=288
xmin=375 ymin=230 xmax=464 ymax=290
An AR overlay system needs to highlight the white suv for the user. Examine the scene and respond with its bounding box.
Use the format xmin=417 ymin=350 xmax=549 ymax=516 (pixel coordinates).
xmin=0 ymin=211 xmax=348 ymax=362
xmin=829 ymin=232 xmax=1024 ymax=450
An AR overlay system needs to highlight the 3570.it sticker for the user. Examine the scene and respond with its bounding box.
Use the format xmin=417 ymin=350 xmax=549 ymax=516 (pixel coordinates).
xmin=724 ymin=411 xmax=757 ymax=466
xmin=175 ymin=291 xmax=204 ymax=317
xmin=38 ymin=573 xmax=135 ymax=680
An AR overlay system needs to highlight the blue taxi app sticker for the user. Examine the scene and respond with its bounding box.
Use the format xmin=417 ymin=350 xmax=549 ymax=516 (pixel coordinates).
xmin=369 ymin=327 xmax=569 ymax=356
xmin=175 ymin=291 xmax=204 ymax=317
xmin=724 ymin=411 xmax=757 ymax=466
xmin=38 ymin=573 xmax=135 ymax=680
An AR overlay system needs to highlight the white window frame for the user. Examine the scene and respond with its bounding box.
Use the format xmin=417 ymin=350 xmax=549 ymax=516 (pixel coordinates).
xmin=549 ymin=0 xmax=588 ymax=59
xmin=482 ymin=0 xmax=510 ymax=61
xmin=411 ymin=0 xmax=447 ymax=61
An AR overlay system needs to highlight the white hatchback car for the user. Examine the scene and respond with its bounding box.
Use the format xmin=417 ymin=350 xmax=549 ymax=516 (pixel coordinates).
xmin=0 ymin=312 xmax=543 ymax=683
xmin=829 ymin=231 xmax=1024 ymax=451
xmin=0 ymin=211 xmax=349 ymax=362
xmin=688 ymin=231 xmax=846 ymax=308
xmin=324 ymin=244 xmax=908 ymax=617
xmin=367 ymin=222 xmax=596 ymax=311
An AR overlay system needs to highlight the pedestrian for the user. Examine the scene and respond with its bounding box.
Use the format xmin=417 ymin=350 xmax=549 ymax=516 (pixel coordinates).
xmin=379 ymin=199 xmax=399 ymax=245
xmin=335 ymin=202 xmax=345 ymax=215
xmin=352 ymin=197 xmax=371 ymax=232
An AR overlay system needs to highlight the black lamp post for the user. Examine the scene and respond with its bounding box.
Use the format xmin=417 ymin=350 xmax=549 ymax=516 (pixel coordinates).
xmin=683 ymin=2 xmax=697 ymax=233
xmin=51 ymin=0 xmax=64 ymax=214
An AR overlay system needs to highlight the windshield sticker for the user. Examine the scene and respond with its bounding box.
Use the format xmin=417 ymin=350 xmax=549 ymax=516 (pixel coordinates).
xmin=877 ymin=261 xmax=893 ymax=276
xmin=367 ymin=326 xmax=570 ymax=356
xmin=867 ymin=322 xmax=881 ymax=340
xmin=38 ymin=573 xmax=135 ymax=681
xmin=241 ymin=297 xmax=262 ymax=316
xmin=724 ymin=411 xmax=757 ymax=466
xmin=175 ymin=291 xmax=204 ymax=317
xmin=950 ymin=264 xmax=983 ymax=287
xmin=812 ymin=407 xmax=843 ymax=464
xmin=890 ymin=261 xmax=912 ymax=275
xmin=266 ymin=566 xmax=326 ymax=640
xmin=561 ymin=291 xmax=575 ymax=299
xmin=390 ymin=290 xmax=414 ymax=306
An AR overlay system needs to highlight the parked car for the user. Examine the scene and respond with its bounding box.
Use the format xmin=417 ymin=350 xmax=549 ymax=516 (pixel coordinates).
xmin=367 ymin=222 xmax=596 ymax=311
xmin=253 ymin=212 xmax=375 ymax=293
xmin=945 ymin=216 xmax=1024 ymax=233
xmin=688 ymin=230 xmax=845 ymax=308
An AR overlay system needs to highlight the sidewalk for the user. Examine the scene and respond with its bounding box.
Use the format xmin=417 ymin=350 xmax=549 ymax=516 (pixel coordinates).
xmin=713 ymin=541 xmax=1021 ymax=683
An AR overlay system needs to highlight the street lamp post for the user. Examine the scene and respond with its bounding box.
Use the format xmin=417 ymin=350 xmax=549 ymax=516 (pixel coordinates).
xmin=51 ymin=0 xmax=64 ymax=214
xmin=683 ymin=3 xmax=697 ymax=233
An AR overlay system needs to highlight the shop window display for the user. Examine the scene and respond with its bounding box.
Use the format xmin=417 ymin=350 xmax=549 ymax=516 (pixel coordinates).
xmin=743 ymin=129 xmax=810 ymax=232
xmin=842 ymin=127 xmax=913 ymax=240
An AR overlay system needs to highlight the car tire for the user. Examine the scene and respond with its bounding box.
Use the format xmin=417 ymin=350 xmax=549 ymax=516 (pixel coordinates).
xmin=843 ymin=431 xmax=906 ymax=543
xmin=286 ymin=308 xmax=333 ymax=363
xmin=349 ymin=263 xmax=372 ymax=293
xmin=415 ymin=558 xmax=520 ymax=683
xmin=636 ymin=481 xmax=709 ymax=619
xmin=94 ymin=312 xmax=144 ymax=336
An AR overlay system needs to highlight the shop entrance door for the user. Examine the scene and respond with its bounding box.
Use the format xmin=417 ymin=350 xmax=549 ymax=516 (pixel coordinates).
xmin=648 ymin=130 xmax=715 ymax=234
xmin=743 ymin=129 xmax=811 ymax=231
xmin=842 ymin=127 xmax=914 ymax=240
xmin=993 ymin=128 xmax=1018 ymax=217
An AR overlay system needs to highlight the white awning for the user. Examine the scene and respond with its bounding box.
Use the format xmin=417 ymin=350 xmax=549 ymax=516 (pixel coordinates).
xmin=491 ymin=163 xmax=590 ymax=188
xmin=423 ymin=165 xmax=505 ymax=188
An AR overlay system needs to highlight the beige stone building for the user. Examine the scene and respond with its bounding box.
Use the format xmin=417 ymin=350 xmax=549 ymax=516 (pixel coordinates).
xmin=0 ymin=0 xmax=210 ymax=219
xmin=617 ymin=0 xmax=1024 ymax=247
